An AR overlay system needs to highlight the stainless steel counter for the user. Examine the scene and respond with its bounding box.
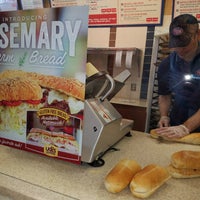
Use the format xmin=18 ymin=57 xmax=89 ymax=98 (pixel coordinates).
xmin=0 ymin=131 xmax=199 ymax=200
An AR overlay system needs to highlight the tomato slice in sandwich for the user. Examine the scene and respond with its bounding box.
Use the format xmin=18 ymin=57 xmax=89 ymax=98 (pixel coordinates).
xmin=63 ymin=126 xmax=74 ymax=135
xmin=26 ymin=100 xmax=41 ymax=105
xmin=2 ymin=100 xmax=22 ymax=106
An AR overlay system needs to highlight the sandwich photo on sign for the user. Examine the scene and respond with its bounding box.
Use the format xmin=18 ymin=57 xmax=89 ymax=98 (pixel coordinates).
xmin=0 ymin=69 xmax=84 ymax=159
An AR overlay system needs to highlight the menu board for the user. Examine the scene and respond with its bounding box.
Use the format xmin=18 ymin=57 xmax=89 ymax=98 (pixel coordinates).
xmin=50 ymin=0 xmax=164 ymax=26
xmin=173 ymin=0 xmax=200 ymax=21
xmin=0 ymin=0 xmax=18 ymax=11
xmin=0 ymin=6 xmax=89 ymax=165
xmin=20 ymin=0 xmax=44 ymax=9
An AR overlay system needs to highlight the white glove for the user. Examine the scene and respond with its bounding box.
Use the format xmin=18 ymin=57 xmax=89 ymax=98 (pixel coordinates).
xmin=156 ymin=124 xmax=189 ymax=138
xmin=158 ymin=116 xmax=170 ymax=127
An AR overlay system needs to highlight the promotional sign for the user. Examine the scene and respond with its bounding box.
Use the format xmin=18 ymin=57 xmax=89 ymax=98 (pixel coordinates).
xmin=0 ymin=6 xmax=89 ymax=164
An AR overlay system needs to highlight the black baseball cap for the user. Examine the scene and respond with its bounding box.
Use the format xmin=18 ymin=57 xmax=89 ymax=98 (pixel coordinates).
xmin=169 ymin=14 xmax=199 ymax=48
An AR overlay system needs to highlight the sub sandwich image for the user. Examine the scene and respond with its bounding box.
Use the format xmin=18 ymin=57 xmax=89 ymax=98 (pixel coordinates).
xmin=0 ymin=69 xmax=85 ymax=136
xmin=27 ymin=127 xmax=79 ymax=154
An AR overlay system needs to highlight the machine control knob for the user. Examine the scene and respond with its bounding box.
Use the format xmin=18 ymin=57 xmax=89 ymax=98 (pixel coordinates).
xmin=93 ymin=126 xmax=97 ymax=132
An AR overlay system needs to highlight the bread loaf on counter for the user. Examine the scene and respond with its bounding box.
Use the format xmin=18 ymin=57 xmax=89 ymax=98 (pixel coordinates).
xmin=168 ymin=150 xmax=200 ymax=178
xmin=167 ymin=164 xmax=200 ymax=178
xmin=150 ymin=129 xmax=200 ymax=145
xmin=171 ymin=150 xmax=200 ymax=169
xmin=104 ymin=159 xmax=141 ymax=193
xmin=130 ymin=164 xmax=171 ymax=198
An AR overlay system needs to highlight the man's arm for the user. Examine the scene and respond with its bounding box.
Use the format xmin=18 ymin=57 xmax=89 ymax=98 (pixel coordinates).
xmin=158 ymin=95 xmax=172 ymax=117
xmin=184 ymin=109 xmax=200 ymax=132
xmin=156 ymin=108 xmax=200 ymax=139
xmin=157 ymin=95 xmax=172 ymax=127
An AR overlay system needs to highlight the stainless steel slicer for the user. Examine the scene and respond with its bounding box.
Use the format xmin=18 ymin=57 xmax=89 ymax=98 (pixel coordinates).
xmin=81 ymin=63 xmax=134 ymax=166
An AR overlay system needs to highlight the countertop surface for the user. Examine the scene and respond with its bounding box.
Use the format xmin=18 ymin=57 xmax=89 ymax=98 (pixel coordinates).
xmin=0 ymin=131 xmax=199 ymax=200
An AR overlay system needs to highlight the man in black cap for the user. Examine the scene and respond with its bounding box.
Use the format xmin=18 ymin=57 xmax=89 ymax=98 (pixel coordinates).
xmin=155 ymin=14 xmax=200 ymax=138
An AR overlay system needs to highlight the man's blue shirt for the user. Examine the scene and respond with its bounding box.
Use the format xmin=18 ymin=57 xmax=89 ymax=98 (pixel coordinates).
xmin=157 ymin=44 xmax=200 ymax=128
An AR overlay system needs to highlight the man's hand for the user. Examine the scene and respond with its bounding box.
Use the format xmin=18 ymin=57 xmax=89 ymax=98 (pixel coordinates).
xmin=155 ymin=124 xmax=189 ymax=139
xmin=158 ymin=116 xmax=170 ymax=127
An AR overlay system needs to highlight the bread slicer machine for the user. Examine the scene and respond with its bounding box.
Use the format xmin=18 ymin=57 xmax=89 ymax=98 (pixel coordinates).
xmin=81 ymin=64 xmax=134 ymax=166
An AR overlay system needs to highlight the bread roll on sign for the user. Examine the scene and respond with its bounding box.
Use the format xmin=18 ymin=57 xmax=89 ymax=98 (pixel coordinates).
xmin=104 ymin=159 xmax=141 ymax=193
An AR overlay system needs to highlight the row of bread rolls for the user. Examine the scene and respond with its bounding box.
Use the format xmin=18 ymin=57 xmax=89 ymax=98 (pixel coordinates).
xmin=104 ymin=150 xmax=200 ymax=198
xmin=104 ymin=159 xmax=170 ymax=198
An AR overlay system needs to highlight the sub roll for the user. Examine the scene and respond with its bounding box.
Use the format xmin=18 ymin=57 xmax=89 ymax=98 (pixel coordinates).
xmin=168 ymin=150 xmax=200 ymax=178
xmin=104 ymin=159 xmax=141 ymax=193
xmin=150 ymin=129 xmax=200 ymax=145
xmin=130 ymin=164 xmax=171 ymax=198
